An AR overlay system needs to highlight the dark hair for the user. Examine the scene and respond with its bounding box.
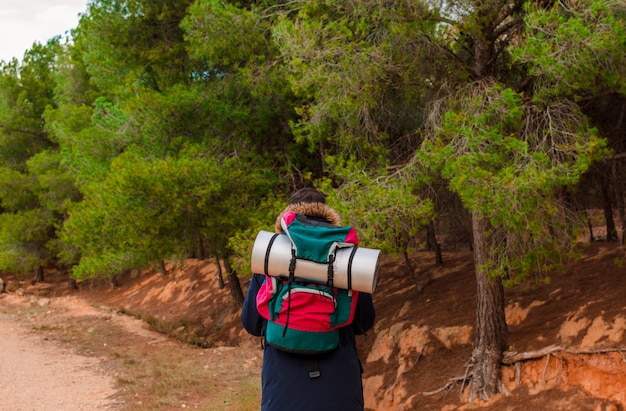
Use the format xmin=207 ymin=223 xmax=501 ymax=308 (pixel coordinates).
xmin=289 ymin=187 xmax=326 ymax=205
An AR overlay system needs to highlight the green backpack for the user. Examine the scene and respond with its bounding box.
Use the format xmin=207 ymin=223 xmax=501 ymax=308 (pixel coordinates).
xmin=256 ymin=211 xmax=360 ymax=356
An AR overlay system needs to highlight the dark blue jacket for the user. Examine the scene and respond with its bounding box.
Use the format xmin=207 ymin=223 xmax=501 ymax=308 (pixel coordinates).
xmin=242 ymin=273 xmax=376 ymax=411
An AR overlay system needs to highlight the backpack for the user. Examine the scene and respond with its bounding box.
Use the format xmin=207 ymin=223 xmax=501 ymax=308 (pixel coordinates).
xmin=256 ymin=211 xmax=360 ymax=356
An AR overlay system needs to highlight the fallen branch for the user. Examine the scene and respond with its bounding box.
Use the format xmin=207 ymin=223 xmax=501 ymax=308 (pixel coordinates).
xmin=503 ymin=345 xmax=626 ymax=365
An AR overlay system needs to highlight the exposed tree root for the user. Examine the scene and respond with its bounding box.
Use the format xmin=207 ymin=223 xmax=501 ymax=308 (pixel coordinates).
xmin=422 ymin=346 xmax=626 ymax=398
xmin=422 ymin=374 xmax=472 ymax=397
xmin=390 ymin=343 xmax=428 ymax=400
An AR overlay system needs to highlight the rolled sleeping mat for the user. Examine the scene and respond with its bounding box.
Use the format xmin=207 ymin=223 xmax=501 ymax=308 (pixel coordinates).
xmin=251 ymin=230 xmax=380 ymax=294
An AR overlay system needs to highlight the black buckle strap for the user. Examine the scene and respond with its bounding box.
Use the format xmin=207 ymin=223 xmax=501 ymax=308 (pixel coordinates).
xmin=327 ymin=254 xmax=335 ymax=288
xmin=347 ymin=246 xmax=358 ymax=291
xmin=308 ymin=359 xmax=321 ymax=378
xmin=283 ymin=249 xmax=297 ymax=337
xmin=264 ymin=233 xmax=280 ymax=276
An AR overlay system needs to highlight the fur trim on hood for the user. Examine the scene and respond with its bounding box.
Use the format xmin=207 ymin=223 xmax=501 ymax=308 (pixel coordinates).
xmin=274 ymin=202 xmax=342 ymax=233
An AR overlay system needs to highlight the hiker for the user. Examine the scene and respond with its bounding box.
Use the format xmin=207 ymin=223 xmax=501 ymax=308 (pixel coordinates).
xmin=241 ymin=187 xmax=376 ymax=411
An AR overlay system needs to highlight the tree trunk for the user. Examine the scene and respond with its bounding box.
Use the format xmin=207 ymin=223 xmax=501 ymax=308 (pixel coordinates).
xmin=618 ymin=199 xmax=626 ymax=245
xmin=223 ymin=258 xmax=244 ymax=307
xmin=614 ymin=187 xmax=626 ymax=245
xmin=403 ymin=250 xmax=430 ymax=293
xmin=586 ymin=212 xmax=595 ymax=242
xmin=68 ymin=278 xmax=78 ymax=291
xmin=467 ymin=6 xmax=515 ymax=399
xmin=33 ymin=266 xmax=45 ymax=284
xmin=601 ymin=181 xmax=618 ymax=241
xmin=427 ymin=219 xmax=444 ymax=265
xmin=196 ymin=235 xmax=206 ymax=260
xmin=159 ymin=260 xmax=167 ymax=277
xmin=402 ymin=228 xmax=435 ymax=293
xmin=469 ymin=211 xmax=508 ymax=402
xmin=215 ymin=254 xmax=225 ymax=289
xmin=109 ymin=274 xmax=119 ymax=289
xmin=611 ymin=161 xmax=626 ymax=245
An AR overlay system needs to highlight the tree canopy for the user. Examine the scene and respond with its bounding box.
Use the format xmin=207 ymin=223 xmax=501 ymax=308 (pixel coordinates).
xmin=1 ymin=0 xmax=625 ymax=403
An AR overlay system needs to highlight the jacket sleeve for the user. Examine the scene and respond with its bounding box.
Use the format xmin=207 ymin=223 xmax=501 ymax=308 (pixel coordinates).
xmin=241 ymin=273 xmax=266 ymax=337
xmin=352 ymin=291 xmax=376 ymax=335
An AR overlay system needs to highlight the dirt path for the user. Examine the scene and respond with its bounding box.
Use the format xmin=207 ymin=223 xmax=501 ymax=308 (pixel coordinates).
xmin=0 ymin=291 xmax=263 ymax=410
xmin=0 ymin=301 xmax=118 ymax=411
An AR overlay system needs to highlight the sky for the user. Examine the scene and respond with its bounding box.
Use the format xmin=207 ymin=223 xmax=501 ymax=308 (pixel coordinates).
xmin=0 ymin=0 xmax=89 ymax=62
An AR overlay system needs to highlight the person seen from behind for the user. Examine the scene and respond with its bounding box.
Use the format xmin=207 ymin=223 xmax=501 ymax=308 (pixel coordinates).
xmin=241 ymin=187 xmax=376 ymax=410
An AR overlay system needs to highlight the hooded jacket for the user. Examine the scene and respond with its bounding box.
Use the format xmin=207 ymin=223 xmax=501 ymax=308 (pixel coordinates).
xmin=273 ymin=202 xmax=343 ymax=233
xmin=241 ymin=202 xmax=376 ymax=411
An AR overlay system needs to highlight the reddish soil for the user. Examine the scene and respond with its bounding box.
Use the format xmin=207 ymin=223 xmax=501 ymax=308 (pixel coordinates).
xmin=362 ymin=242 xmax=626 ymax=410
xmin=1 ymin=240 xmax=625 ymax=410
